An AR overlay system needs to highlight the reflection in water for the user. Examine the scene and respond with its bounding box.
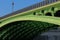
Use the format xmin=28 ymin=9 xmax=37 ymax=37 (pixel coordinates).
xmin=33 ymin=27 xmax=60 ymax=40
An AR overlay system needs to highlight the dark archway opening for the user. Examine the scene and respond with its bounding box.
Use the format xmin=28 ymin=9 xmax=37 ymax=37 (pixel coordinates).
xmin=41 ymin=10 xmax=44 ymax=13
xmin=51 ymin=7 xmax=55 ymax=11
xmin=33 ymin=12 xmax=36 ymax=15
xmin=54 ymin=10 xmax=60 ymax=17
xmin=45 ymin=12 xmax=52 ymax=16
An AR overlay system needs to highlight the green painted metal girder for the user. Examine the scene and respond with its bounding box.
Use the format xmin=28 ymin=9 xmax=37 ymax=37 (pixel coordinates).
xmin=0 ymin=15 xmax=60 ymax=27
xmin=0 ymin=1 xmax=60 ymax=27
xmin=1 ymin=1 xmax=60 ymax=21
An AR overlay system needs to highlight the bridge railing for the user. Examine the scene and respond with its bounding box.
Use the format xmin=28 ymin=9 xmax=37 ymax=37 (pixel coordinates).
xmin=15 ymin=0 xmax=60 ymax=13
xmin=32 ymin=0 xmax=60 ymax=8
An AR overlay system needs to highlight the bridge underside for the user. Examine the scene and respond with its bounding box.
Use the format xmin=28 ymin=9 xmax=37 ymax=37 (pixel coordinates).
xmin=0 ymin=20 xmax=59 ymax=40
xmin=0 ymin=15 xmax=60 ymax=40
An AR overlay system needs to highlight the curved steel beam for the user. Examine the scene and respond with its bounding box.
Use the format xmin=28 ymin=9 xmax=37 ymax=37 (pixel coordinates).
xmin=0 ymin=15 xmax=60 ymax=27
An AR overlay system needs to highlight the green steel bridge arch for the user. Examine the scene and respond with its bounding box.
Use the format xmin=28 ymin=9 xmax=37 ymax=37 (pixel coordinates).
xmin=0 ymin=1 xmax=60 ymax=27
xmin=0 ymin=1 xmax=60 ymax=40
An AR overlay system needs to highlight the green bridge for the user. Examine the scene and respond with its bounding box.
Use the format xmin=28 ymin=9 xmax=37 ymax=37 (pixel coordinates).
xmin=0 ymin=0 xmax=60 ymax=40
